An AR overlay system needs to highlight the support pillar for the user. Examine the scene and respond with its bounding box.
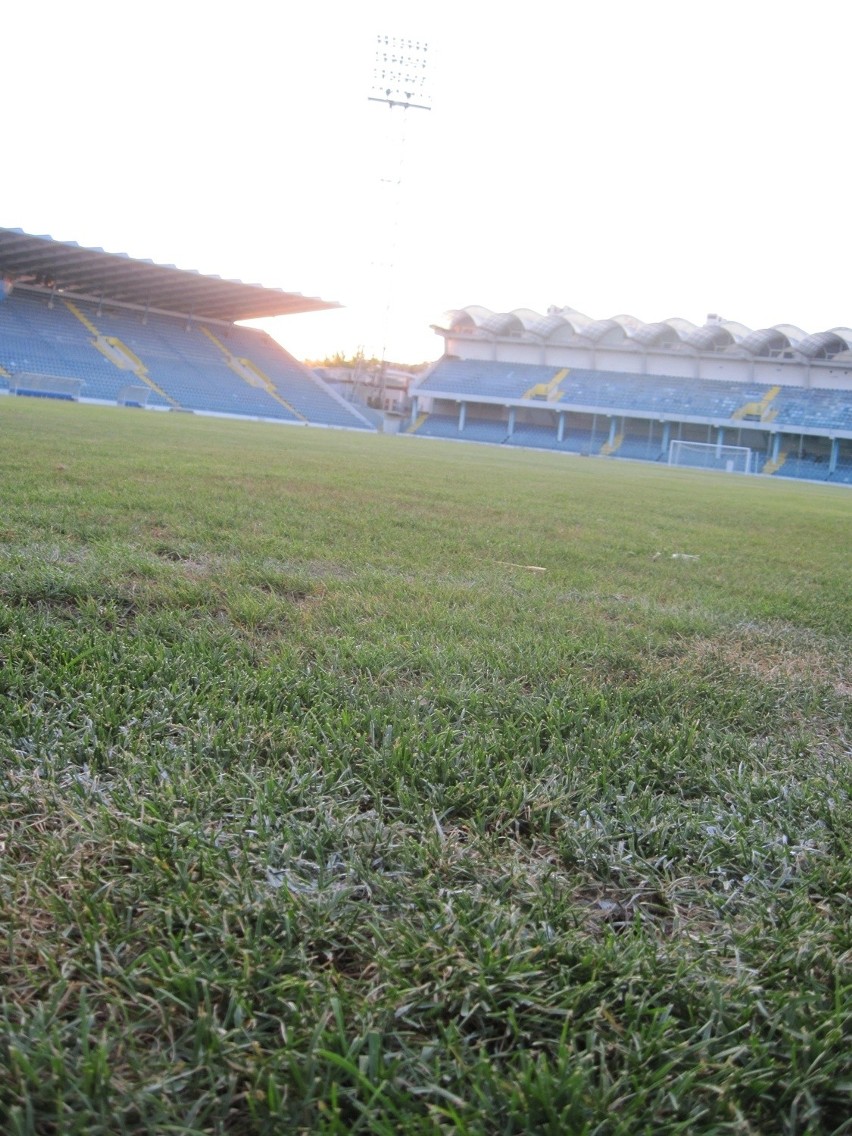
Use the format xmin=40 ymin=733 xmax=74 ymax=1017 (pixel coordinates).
xmin=507 ymin=407 xmax=515 ymax=437
xmin=557 ymin=412 xmax=565 ymax=443
xmin=410 ymin=396 xmax=419 ymax=427
xmin=608 ymin=417 xmax=617 ymax=446
xmin=661 ymin=421 xmax=671 ymax=455
xmin=829 ymin=438 xmax=839 ymax=474
xmin=771 ymin=433 xmax=780 ymax=463
xmin=458 ymin=402 xmax=466 ymax=432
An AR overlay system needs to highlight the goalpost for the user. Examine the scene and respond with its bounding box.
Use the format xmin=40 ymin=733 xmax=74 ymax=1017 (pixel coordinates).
xmin=668 ymin=439 xmax=754 ymax=475
xmin=11 ymin=372 xmax=83 ymax=401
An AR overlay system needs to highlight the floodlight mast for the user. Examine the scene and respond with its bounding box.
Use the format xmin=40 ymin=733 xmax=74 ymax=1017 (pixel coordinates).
xmin=368 ymin=35 xmax=431 ymax=409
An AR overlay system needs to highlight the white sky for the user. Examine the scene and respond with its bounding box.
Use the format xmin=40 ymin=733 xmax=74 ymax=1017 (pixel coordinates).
xmin=4 ymin=0 xmax=850 ymax=362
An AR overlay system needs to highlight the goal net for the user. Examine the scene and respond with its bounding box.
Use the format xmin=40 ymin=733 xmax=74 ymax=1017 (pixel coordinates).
xmin=668 ymin=439 xmax=753 ymax=474
xmin=11 ymin=372 xmax=82 ymax=400
xmin=117 ymin=384 xmax=151 ymax=407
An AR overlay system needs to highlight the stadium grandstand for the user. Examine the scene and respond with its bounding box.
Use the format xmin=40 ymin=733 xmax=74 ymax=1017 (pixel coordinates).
xmin=405 ymin=306 xmax=852 ymax=482
xmin=0 ymin=227 xmax=374 ymax=431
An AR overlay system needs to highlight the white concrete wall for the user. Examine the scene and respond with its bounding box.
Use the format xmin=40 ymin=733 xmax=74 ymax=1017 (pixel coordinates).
xmin=445 ymin=337 xmax=492 ymax=361
xmin=699 ymin=357 xmax=752 ymax=383
xmin=791 ymin=365 xmax=852 ymax=391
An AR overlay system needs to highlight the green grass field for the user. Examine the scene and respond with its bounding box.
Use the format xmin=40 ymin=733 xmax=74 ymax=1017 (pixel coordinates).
xmin=1 ymin=398 xmax=850 ymax=1135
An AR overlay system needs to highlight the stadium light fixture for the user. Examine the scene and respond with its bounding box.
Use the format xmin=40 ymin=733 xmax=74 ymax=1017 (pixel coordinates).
xmin=369 ymin=35 xmax=431 ymax=111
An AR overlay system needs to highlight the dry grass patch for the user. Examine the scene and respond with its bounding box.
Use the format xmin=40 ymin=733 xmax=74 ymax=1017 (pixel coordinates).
xmin=685 ymin=627 xmax=851 ymax=699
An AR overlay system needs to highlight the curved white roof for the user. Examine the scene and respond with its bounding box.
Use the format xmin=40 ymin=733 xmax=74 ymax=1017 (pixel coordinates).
xmin=738 ymin=328 xmax=792 ymax=357
xmin=610 ymin=313 xmax=646 ymax=332
xmin=554 ymin=305 xmax=594 ymax=329
xmin=684 ymin=324 xmax=735 ymax=351
xmin=580 ymin=319 xmax=628 ymax=344
xmin=481 ymin=312 xmax=524 ymax=335
xmin=720 ymin=321 xmax=752 ymax=341
xmin=797 ymin=331 xmax=851 ymax=359
xmin=511 ymin=308 xmax=545 ymax=330
xmin=663 ymin=317 xmax=698 ymax=335
xmin=433 ymin=309 xmax=475 ymax=332
xmin=628 ymin=321 xmax=681 ymax=348
xmin=436 ymin=304 xmax=851 ymax=365
xmin=529 ymin=312 xmax=577 ymax=340
xmin=772 ymin=324 xmax=808 ymax=344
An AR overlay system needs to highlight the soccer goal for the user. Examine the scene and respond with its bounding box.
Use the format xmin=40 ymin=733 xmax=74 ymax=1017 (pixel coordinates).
xmin=668 ymin=439 xmax=754 ymax=475
xmin=11 ymin=372 xmax=83 ymax=401
xmin=117 ymin=383 xmax=151 ymax=408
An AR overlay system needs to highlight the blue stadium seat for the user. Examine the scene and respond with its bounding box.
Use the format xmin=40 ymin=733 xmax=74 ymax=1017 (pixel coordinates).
xmin=0 ymin=291 xmax=373 ymax=429
xmin=412 ymin=359 xmax=851 ymax=482
xmin=419 ymin=359 xmax=782 ymax=421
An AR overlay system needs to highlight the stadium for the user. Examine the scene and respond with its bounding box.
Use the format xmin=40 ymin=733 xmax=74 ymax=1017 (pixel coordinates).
xmin=1 ymin=222 xmax=850 ymax=1134
xmin=2 ymin=226 xmax=851 ymax=486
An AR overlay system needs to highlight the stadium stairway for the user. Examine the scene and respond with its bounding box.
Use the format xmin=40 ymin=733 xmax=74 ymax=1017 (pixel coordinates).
xmin=64 ymin=301 xmax=178 ymax=407
xmin=0 ymin=291 xmax=172 ymax=406
xmin=422 ymin=358 xmax=564 ymax=401
xmin=199 ymin=327 xmax=306 ymax=421
xmin=762 ymin=450 xmax=788 ymax=475
xmin=69 ymin=306 xmax=322 ymax=423
xmin=212 ymin=325 xmax=375 ymax=429
xmin=522 ymin=368 xmax=569 ymax=401
xmin=600 ymin=431 xmax=624 ymax=456
xmin=64 ymin=300 xmax=99 ymax=337
xmin=733 ymin=385 xmax=781 ymax=422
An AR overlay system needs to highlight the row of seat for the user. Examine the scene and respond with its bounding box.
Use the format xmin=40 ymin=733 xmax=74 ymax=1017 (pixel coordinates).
xmin=408 ymin=413 xmax=852 ymax=480
xmin=419 ymin=358 xmax=852 ymax=431
xmin=413 ymin=415 xmax=627 ymax=455
xmin=0 ymin=290 xmax=372 ymax=429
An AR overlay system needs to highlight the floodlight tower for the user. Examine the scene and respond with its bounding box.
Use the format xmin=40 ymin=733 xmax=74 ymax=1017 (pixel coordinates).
xmin=368 ymin=35 xmax=431 ymax=408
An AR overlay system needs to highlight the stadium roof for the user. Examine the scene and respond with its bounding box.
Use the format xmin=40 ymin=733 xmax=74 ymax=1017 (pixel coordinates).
xmin=0 ymin=227 xmax=338 ymax=322
xmin=433 ymin=305 xmax=852 ymax=360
